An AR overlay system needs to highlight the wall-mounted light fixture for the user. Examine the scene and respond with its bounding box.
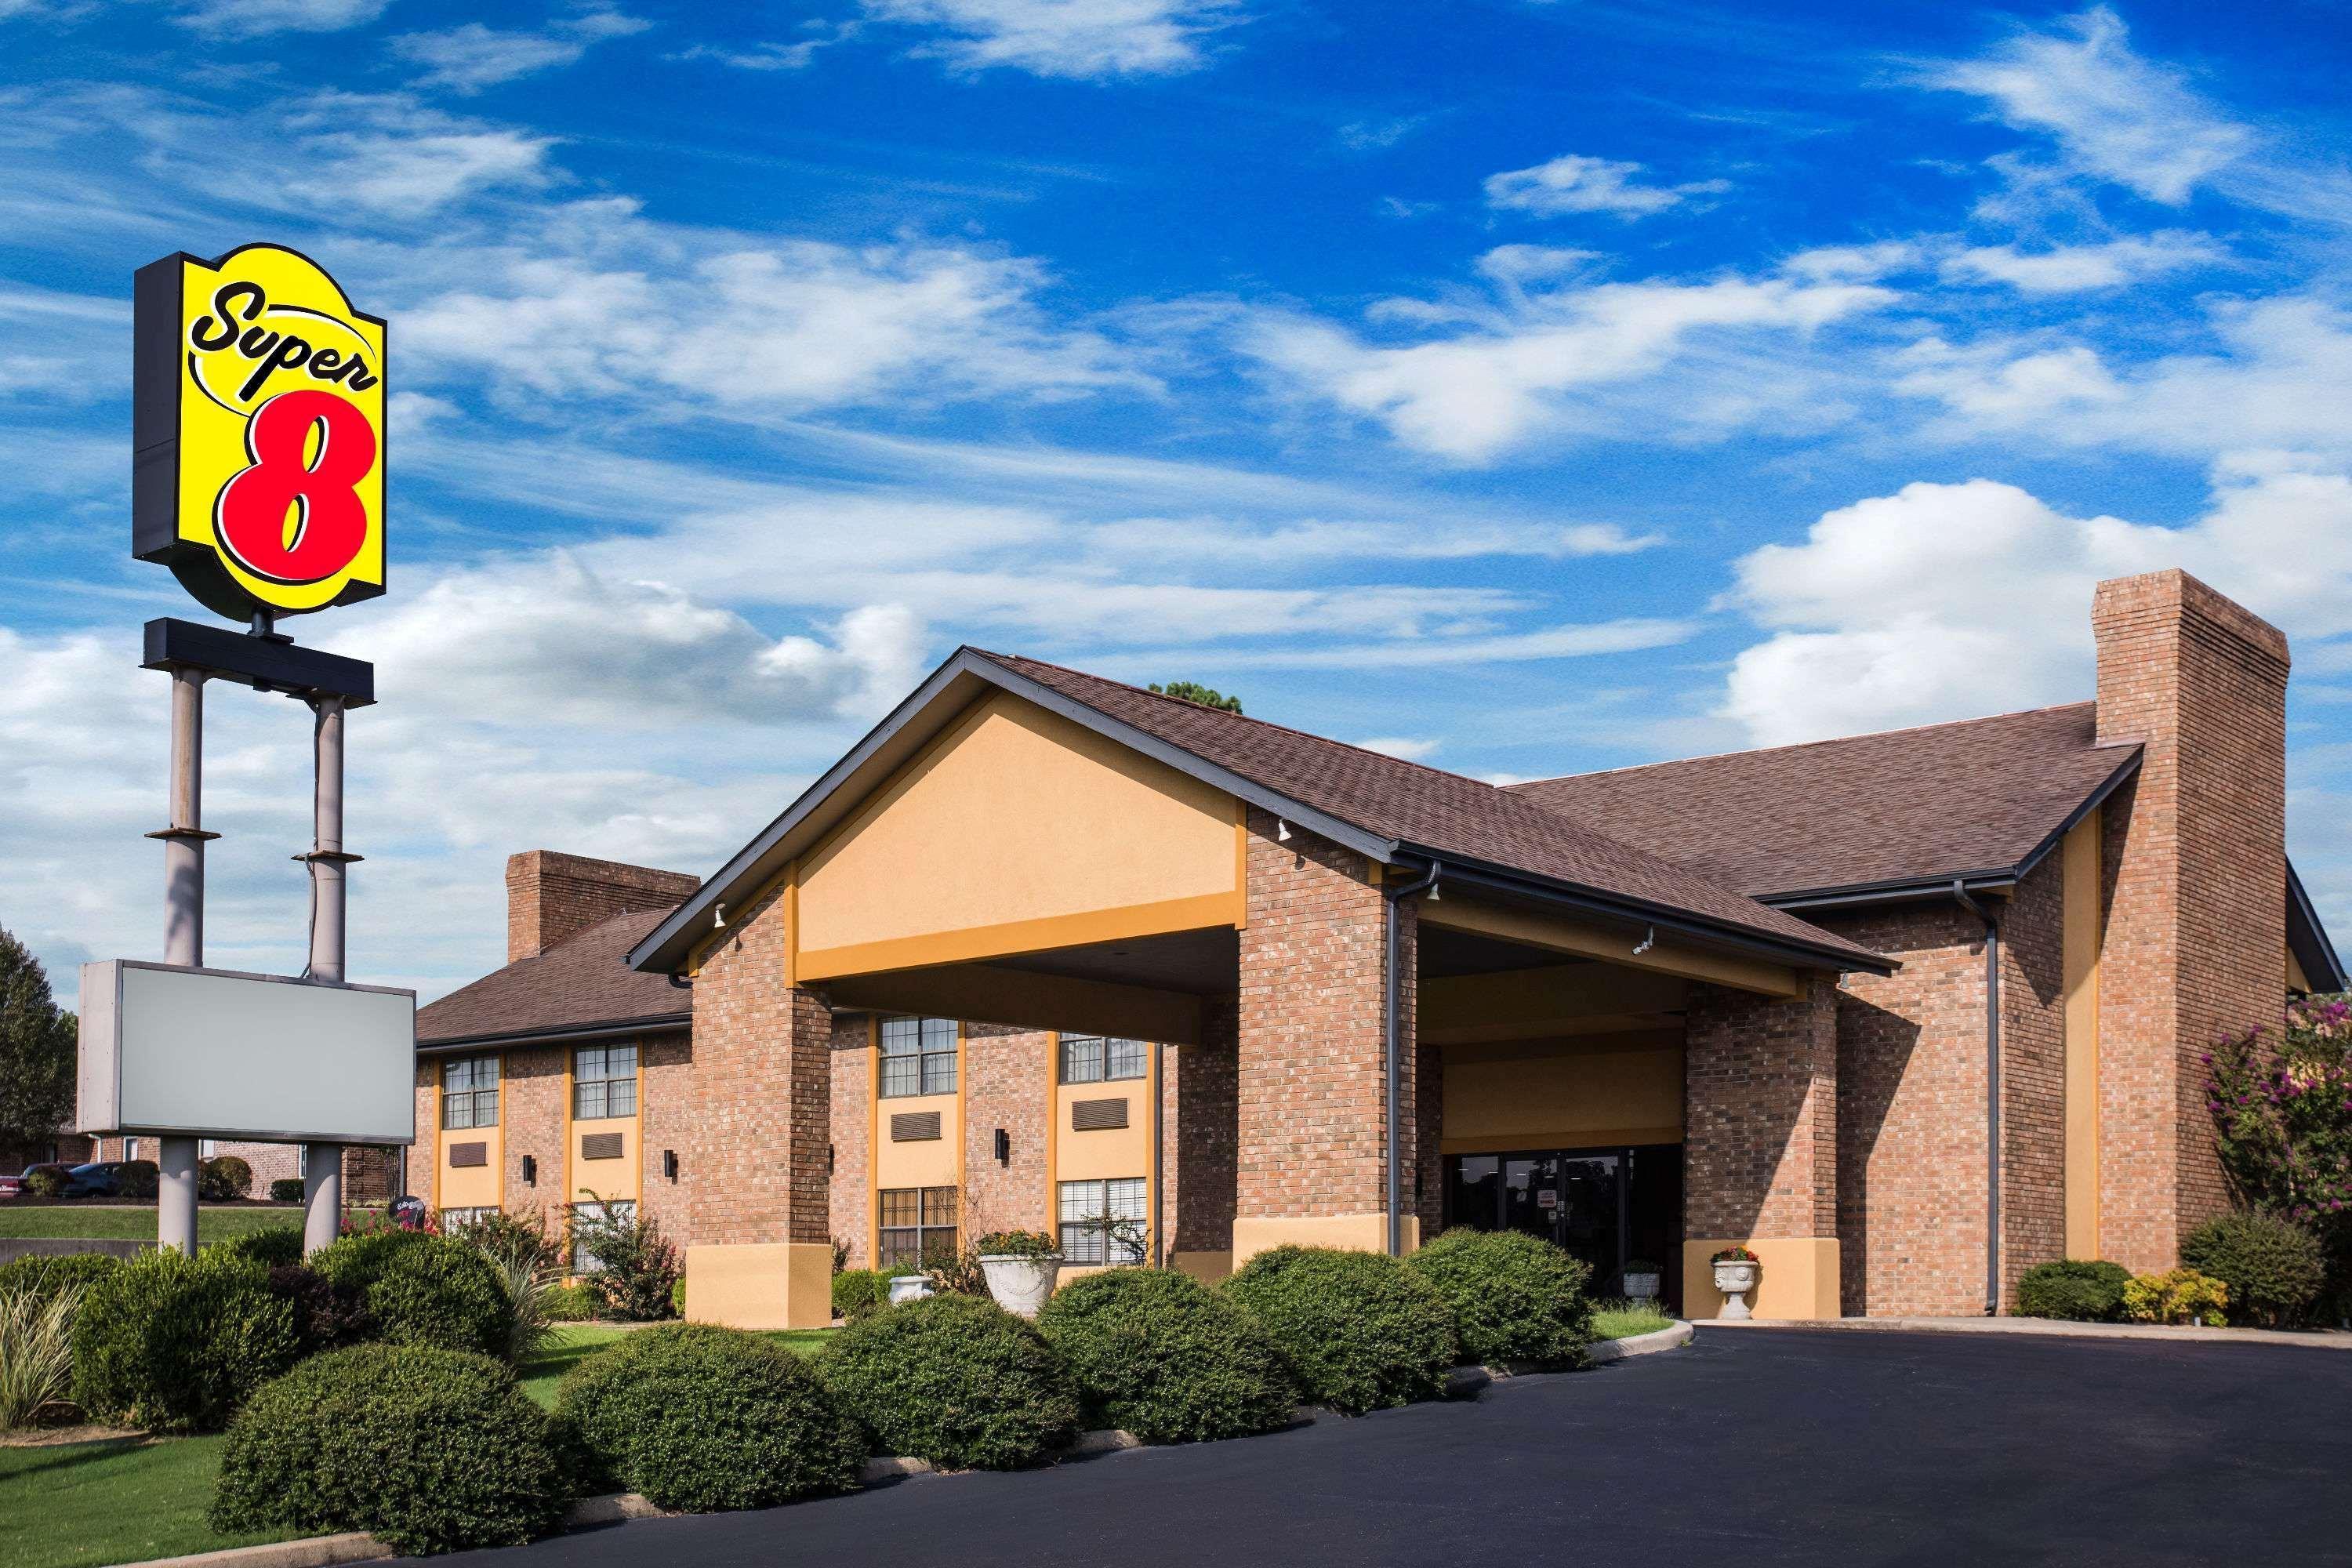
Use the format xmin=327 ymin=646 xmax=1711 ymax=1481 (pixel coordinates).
xmin=713 ymin=902 xmax=728 ymax=929
xmin=1276 ymin=818 xmax=1292 ymax=843
xmin=1632 ymin=925 xmax=1657 ymax=957
xmin=994 ymin=1128 xmax=1011 ymax=1167
xmin=662 ymin=1149 xmax=679 ymax=1182
xmin=520 ymin=1154 xmax=537 ymax=1186
xmin=826 ymin=1143 xmax=836 ymax=1174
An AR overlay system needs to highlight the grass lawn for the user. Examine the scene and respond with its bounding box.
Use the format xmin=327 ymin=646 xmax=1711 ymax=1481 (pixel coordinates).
xmin=517 ymin=1323 xmax=835 ymax=1407
xmin=0 ymin=1206 xmax=302 ymax=1243
xmin=1592 ymin=1300 xmax=1676 ymax=1341
xmin=0 ymin=1437 xmax=296 ymax=1568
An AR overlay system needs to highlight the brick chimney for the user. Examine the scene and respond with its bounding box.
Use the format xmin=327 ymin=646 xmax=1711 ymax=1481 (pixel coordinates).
xmin=2090 ymin=569 xmax=2288 ymax=1271
xmin=506 ymin=850 xmax=701 ymax=964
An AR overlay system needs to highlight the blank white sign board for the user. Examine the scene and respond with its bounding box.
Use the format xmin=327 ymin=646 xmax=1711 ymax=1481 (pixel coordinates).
xmin=78 ymin=960 xmax=416 ymax=1144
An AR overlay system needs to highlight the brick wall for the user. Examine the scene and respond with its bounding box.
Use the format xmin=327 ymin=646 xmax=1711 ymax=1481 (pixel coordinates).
xmin=828 ymin=1014 xmax=870 ymax=1265
xmin=638 ymin=1029 xmax=691 ymax=1241
xmin=1235 ymin=812 xmax=1408 ymax=1221
xmin=500 ymin=1046 xmax=565 ymax=1220
xmin=507 ymin=849 xmax=699 ymax=964
xmin=688 ymin=877 xmax=831 ymax=1246
xmin=2000 ymin=855 xmax=2067 ymax=1304
xmin=1175 ymin=996 xmax=1238 ymax=1250
xmin=2092 ymin=570 xmax=2288 ymax=1272
xmin=1686 ymin=976 xmax=1836 ymax=1240
xmin=964 ymin=1023 xmax=1052 ymax=1240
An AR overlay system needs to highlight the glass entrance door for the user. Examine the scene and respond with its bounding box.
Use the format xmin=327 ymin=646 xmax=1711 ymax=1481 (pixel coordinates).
xmin=1446 ymin=1144 xmax=1682 ymax=1307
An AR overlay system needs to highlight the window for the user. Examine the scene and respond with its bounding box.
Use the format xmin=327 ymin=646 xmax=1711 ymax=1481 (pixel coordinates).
xmin=571 ymin=1199 xmax=636 ymax=1273
xmin=573 ymin=1044 xmax=638 ymax=1120
xmin=441 ymin=1055 xmax=499 ymax=1129
xmin=1059 ymin=1034 xmax=1147 ymax=1084
xmin=122 ymin=1138 xmax=140 ymax=1161
xmin=441 ymin=1205 xmax=499 ymax=1232
xmin=877 ymin=1185 xmax=958 ymax=1267
xmin=879 ymin=1017 xmax=957 ymax=1098
xmin=1058 ymin=1178 xmax=1147 ymax=1266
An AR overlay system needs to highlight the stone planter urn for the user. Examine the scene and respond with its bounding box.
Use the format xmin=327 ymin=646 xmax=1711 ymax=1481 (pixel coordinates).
xmin=980 ymin=1253 xmax=1064 ymax=1319
xmin=1711 ymin=1258 xmax=1760 ymax=1320
xmin=887 ymin=1272 xmax=935 ymax=1306
xmin=1622 ymin=1267 xmax=1661 ymax=1302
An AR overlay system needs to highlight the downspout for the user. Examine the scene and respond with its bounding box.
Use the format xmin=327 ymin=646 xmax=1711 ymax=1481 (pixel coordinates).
xmin=1384 ymin=860 xmax=1443 ymax=1256
xmin=1952 ymin=880 xmax=2000 ymax=1316
xmin=1152 ymin=1039 xmax=1166 ymax=1269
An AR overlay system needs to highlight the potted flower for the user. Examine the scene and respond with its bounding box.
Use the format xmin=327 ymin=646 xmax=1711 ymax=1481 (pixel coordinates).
xmin=1621 ymin=1258 xmax=1663 ymax=1302
xmin=1710 ymin=1244 xmax=1762 ymax=1319
xmin=975 ymin=1229 xmax=1062 ymax=1318
xmin=883 ymin=1261 xmax=934 ymax=1305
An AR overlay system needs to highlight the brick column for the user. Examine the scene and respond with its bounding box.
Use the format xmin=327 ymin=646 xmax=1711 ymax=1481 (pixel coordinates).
xmin=1173 ymin=994 xmax=1238 ymax=1274
xmin=1684 ymin=975 xmax=1840 ymax=1319
xmin=2092 ymin=571 xmax=2288 ymax=1272
xmin=682 ymin=877 xmax=833 ymax=1327
xmin=499 ymin=1045 xmax=565 ymax=1225
xmin=1232 ymin=811 xmax=1417 ymax=1266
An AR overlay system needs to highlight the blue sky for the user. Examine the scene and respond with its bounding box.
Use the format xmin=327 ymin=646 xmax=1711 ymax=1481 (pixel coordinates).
xmin=3 ymin=0 xmax=2350 ymax=1007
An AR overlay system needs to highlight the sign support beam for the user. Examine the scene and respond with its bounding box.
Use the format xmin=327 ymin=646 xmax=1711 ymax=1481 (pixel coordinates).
xmin=149 ymin=668 xmax=214 ymax=1255
xmin=299 ymin=695 xmax=358 ymax=1256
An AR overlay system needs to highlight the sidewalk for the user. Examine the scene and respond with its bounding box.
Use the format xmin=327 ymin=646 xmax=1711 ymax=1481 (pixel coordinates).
xmin=1698 ymin=1315 xmax=2352 ymax=1348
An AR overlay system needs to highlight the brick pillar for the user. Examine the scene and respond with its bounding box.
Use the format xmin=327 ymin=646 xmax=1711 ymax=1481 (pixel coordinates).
xmin=1232 ymin=811 xmax=1417 ymax=1267
xmin=1174 ymin=994 xmax=1238 ymax=1272
xmin=962 ymin=1024 xmax=1052 ymax=1241
xmin=1684 ymin=976 xmax=1840 ymax=1319
xmin=499 ymin=1045 xmax=565 ymax=1224
xmin=828 ymin=1014 xmax=872 ymax=1268
xmin=506 ymin=849 xmax=699 ymax=963
xmin=2092 ymin=570 xmax=2288 ymax=1272
xmin=681 ymin=877 xmax=833 ymax=1327
xmin=637 ymin=1029 xmax=692 ymax=1243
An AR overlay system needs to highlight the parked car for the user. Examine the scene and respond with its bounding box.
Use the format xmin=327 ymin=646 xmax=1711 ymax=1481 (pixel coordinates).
xmin=63 ymin=1162 xmax=122 ymax=1198
xmin=0 ymin=1163 xmax=74 ymax=1199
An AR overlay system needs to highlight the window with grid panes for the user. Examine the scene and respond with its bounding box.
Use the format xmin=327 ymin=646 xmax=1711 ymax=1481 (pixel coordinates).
xmin=571 ymin=1199 xmax=636 ymax=1273
xmin=877 ymin=1185 xmax=959 ymax=1266
xmin=1058 ymin=1178 xmax=1147 ymax=1265
xmin=440 ymin=1206 xmax=499 ymax=1232
xmin=1058 ymin=1033 xmax=1147 ymax=1084
xmin=879 ymin=1017 xmax=957 ymax=1098
xmin=573 ymin=1044 xmax=638 ymax=1120
xmin=441 ymin=1054 xmax=499 ymax=1129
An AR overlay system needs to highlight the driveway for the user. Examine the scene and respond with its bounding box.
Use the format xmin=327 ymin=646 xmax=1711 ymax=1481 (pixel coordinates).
xmin=438 ymin=1328 xmax=2352 ymax=1566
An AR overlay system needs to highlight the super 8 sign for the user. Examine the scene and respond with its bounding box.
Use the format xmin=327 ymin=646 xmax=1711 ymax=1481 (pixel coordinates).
xmin=133 ymin=245 xmax=386 ymax=619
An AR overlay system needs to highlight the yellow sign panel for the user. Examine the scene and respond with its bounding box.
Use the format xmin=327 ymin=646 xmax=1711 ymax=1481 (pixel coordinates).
xmin=134 ymin=244 xmax=387 ymax=619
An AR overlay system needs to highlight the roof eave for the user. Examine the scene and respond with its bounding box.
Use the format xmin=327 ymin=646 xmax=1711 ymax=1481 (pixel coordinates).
xmin=416 ymin=1012 xmax=691 ymax=1054
xmin=2288 ymin=858 xmax=2345 ymax=993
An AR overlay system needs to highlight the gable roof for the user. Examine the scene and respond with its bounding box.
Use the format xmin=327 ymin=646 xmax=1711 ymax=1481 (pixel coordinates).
xmin=419 ymin=906 xmax=689 ymax=1049
xmin=1505 ymin=703 xmax=2143 ymax=903
xmin=627 ymin=647 xmax=1890 ymax=978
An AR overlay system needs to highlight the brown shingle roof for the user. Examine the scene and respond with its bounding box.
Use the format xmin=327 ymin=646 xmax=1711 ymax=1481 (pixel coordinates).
xmin=975 ymin=651 xmax=1884 ymax=966
xmin=417 ymin=906 xmax=689 ymax=1046
xmin=1504 ymin=702 xmax=2140 ymax=899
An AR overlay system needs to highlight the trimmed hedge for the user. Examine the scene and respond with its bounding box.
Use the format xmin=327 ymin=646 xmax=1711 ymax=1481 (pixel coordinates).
xmin=2182 ymin=1211 xmax=2326 ymax=1327
xmin=212 ymin=1343 xmax=568 ymax=1555
xmin=543 ymin=1280 xmax=598 ymax=1323
xmin=212 ymin=1226 xmax=305 ymax=1269
xmin=268 ymin=1178 xmax=304 ymax=1203
xmin=1036 ymin=1268 xmax=1294 ymax=1443
xmin=2016 ymin=1259 xmax=2132 ymax=1322
xmin=114 ymin=1160 xmax=159 ymax=1200
xmin=0 ymin=1251 xmax=122 ymax=1308
xmin=821 ymin=1292 xmax=1079 ymax=1469
xmin=1405 ymin=1229 xmax=1593 ymax=1369
xmin=315 ymin=1229 xmax=514 ymax=1358
xmin=1221 ymin=1247 xmax=1457 ymax=1416
xmin=832 ymin=1269 xmax=887 ymax=1323
xmin=198 ymin=1156 xmax=253 ymax=1202
xmin=71 ymin=1250 xmax=298 ymax=1432
xmin=266 ymin=1265 xmax=372 ymax=1356
xmin=554 ymin=1325 xmax=865 ymax=1511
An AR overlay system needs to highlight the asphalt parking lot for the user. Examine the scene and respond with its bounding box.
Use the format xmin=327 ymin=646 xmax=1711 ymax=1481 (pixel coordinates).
xmin=434 ymin=1327 xmax=2352 ymax=1567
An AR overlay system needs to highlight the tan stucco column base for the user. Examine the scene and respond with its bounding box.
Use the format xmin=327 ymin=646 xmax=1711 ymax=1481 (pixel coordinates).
xmin=1682 ymin=1237 xmax=1841 ymax=1320
xmin=1230 ymin=1214 xmax=1421 ymax=1272
xmin=1170 ymin=1250 xmax=1236 ymax=1285
xmin=684 ymin=1242 xmax=834 ymax=1330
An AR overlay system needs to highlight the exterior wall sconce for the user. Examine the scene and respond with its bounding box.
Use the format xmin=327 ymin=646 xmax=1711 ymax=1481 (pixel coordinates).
xmin=662 ymin=1149 xmax=679 ymax=1181
xmin=994 ymin=1128 xmax=1011 ymax=1167
xmin=520 ymin=1155 xmax=537 ymax=1186
xmin=826 ymin=1143 xmax=835 ymax=1174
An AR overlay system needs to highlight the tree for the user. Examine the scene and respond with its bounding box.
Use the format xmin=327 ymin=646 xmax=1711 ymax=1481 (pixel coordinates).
xmin=1148 ymin=681 xmax=1242 ymax=714
xmin=0 ymin=927 xmax=75 ymax=1153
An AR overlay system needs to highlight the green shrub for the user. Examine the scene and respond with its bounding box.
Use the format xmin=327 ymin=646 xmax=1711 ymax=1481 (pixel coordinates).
xmin=268 ymin=1178 xmax=304 ymax=1203
xmin=543 ymin=1280 xmax=598 ymax=1323
xmin=450 ymin=1210 xmax=562 ymax=1274
xmin=212 ymin=1226 xmax=304 ymax=1269
xmin=317 ymin=1229 xmax=514 ymax=1358
xmin=198 ymin=1156 xmax=253 ymax=1202
xmin=212 ymin=1343 xmax=568 ymax=1555
xmin=0 ymin=1251 xmax=122 ymax=1308
xmin=555 ymin=1324 xmax=864 ymax=1511
xmin=1036 ymin=1268 xmax=1294 ymax=1443
xmin=2182 ymin=1211 xmax=2326 ymax=1327
xmin=71 ymin=1250 xmax=298 ymax=1432
xmin=2015 ymin=1259 xmax=2132 ymax=1321
xmin=265 ymin=1266 xmax=372 ymax=1357
xmin=114 ymin=1160 xmax=159 ymax=1200
xmin=1221 ymin=1247 xmax=1457 ymax=1415
xmin=822 ymin=1292 xmax=1079 ymax=1469
xmin=568 ymin=1196 xmax=681 ymax=1322
xmin=832 ymin=1269 xmax=886 ymax=1323
xmin=23 ymin=1167 xmax=67 ymax=1199
xmin=2124 ymin=1267 xmax=2230 ymax=1327
xmin=973 ymin=1230 xmax=1058 ymax=1257
xmin=1405 ymin=1229 xmax=1593 ymax=1369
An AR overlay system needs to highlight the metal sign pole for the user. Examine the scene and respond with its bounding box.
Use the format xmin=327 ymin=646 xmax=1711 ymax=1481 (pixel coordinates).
xmin=150 ymin=668 xmax=215 ymax=1254
xmin=299 ymin=695 xmax=354 ymax=1255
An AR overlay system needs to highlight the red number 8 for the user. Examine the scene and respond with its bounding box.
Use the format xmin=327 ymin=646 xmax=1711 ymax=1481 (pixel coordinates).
xmin=214 ymin=388 xmax=377 ymax=586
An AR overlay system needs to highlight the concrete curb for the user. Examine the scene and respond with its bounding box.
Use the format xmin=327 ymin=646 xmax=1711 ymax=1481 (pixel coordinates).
xmin=122 ymin=1534 xmax=389 ymax=1568
xmin=1696 ymin=1316 xmax=2352 ymax=1349
xmin=1587 ymin=1320 xmax=1695 ymax=1363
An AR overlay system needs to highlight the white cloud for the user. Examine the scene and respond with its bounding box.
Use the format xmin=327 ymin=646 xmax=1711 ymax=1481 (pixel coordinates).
xmin=393 ymin=9 xmax=650 ymax=94
xmin=672 ymin=21 xmax=856 ymax=71
xmin=1080 ymin=515 xmax=1661 ymax=564
xmin=1940 ymin=231 xmax=2223 ymax=293
xmin=172 ymin=0 xmax=388 ymax=38
xmin=862 ymin=0 xmax=1236 ymax=79
xmin=1354 ymin=735 xmax=1439 ymax=760
xmin=1245 ymin=256 xmax=1895 ymax=462
xmin=1483 ymin=154 xmax=1727 ymax=220
xmin=1718 ymin=463 xmax=2352 ymax=746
